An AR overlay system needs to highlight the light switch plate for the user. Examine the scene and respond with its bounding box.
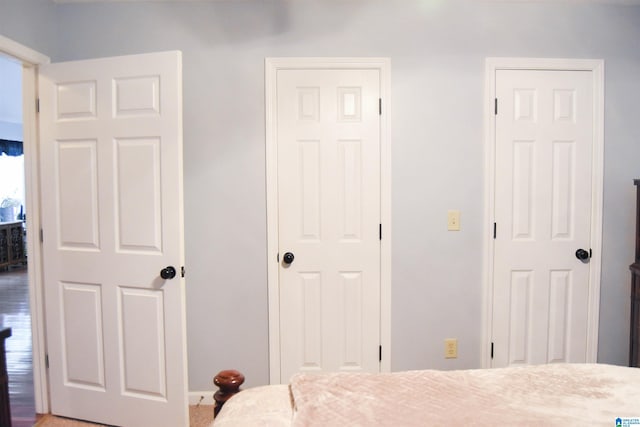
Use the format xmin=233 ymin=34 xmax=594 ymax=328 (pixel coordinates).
xmin=447 ymin=210 xmax=460 ymax=231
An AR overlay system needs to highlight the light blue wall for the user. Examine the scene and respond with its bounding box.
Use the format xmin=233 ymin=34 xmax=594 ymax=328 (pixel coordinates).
xmin=2 ymin=0 xmax=640 ymax=392
xmin=0 ymin=0 xmax=57 ymax=58
xmin=0 ymin=55 xmax=22 ymax=141
xmin=0 ymin=121 xmax=21 ymax=141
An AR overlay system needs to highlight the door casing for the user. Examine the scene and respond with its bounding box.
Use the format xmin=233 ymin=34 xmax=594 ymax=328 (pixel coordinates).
xmin=482 ymin=57 xmax=604 ymax=368
xmin=265 ymin=57 xmax=392 ymax=383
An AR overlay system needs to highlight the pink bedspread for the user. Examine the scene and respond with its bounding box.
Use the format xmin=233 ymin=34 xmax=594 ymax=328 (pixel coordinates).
xmin=214 ymin=364 xmax=640 ymax=426
xmin=289 ymin=364 xmax=640 ymax=426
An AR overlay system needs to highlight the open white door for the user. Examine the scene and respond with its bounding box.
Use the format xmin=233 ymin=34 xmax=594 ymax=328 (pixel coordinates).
xmin=38 ymin=51 xmax=188 ymax=426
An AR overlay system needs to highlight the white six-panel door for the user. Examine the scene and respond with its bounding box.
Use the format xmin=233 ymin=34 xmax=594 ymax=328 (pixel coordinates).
xmin=39 ymin=52 xmax=188 ymax=426
xmin=492 ymin=69 xmax=594 ymax=367
xmin=276 ymin=69 xmax=382 ymax=382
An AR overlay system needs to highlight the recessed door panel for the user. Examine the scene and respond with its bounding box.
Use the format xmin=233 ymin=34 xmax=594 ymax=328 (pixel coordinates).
xmin=551 ymin=141 xmax=575 ymax=240
xmin=339 ymin=140 xmax=362 ymax=241
xmin=338 ymin=87 xmax=362 ymax=122
xmin=297 ymin=88 xmax=319 ymax=122
xmin=57 ymin=140 xmax=100 ymax=250
xmin=338 ymin=272 xmax=364 ymax=369
xmin=512 ymin=141 xmax=535 ymax=240
xmin=508 ymin=271 xmax=531 ymax=365
xmin=119 ymin=288 xmax=166 ymax=399
xmin=56 ymin=81 xmax=96 ymax=120
xmin=56 ymin=139 xmax=100 ymax=250
xmin=553 ymin=89 xmax=576 ymax=123
xmin=548 ymin=271 xmax=571 ymax=363
xmin=300 ymin=272 xmax=322 ymax=371
xmin=115 ymin=137 xmax=162 ymax=253
xmin=514 ymin=89 xmax=537 ymax=122
xmin=60 ymin=282 xmax=105 ymax=390
xmin=113 ymin=76 xmax=160 ymax=117
xmin=299 ymin=140 xmax=321 ymax=241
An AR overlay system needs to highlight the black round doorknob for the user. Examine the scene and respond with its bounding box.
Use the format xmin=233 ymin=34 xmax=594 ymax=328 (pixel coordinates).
xmin=160 ymin=266 xmax=177 ymax=279
xmin=575 ymin=249 xmax=590 ymax=261
xmin=283 ymin=252 xmax=295 ymax=264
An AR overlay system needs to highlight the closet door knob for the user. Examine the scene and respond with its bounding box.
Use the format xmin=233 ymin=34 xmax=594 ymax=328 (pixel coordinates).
xmin=282 ymin=252 xmax=295 ymax=265
xmin=575 ymin=249 xmax=591 ymax=261
xmin=160 ymin=266 xmax=177 ymax=279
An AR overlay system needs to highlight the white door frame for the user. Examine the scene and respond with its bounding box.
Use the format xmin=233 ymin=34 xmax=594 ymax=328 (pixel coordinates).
xmin=265 ymin=57 xmax=392 ymax=383
xmin=0 ymin=34 xmax=51 ymax=413
xmin=482 ymin=57 xmax=604 ymax=368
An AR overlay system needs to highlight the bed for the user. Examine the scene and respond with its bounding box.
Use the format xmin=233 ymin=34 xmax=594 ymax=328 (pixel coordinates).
xmin=212 ymin=363 xmax=640 ymax=426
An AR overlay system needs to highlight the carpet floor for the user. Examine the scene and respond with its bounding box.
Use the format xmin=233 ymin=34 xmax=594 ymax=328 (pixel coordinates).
xmin=33 ymin=405 xmax=215 ymax=427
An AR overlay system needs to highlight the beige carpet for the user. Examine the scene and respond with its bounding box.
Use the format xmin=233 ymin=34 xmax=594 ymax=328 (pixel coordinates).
xmin=34 ymin=405 xmax=214 ymax=427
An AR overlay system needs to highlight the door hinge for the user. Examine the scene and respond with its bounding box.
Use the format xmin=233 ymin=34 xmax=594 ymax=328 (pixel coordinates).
xmin=490 ymin=342 xmax=494 ymax=359
xmin=379 ymin=345 xmax=382 ymax=362
xmin=36 ymin=98 xmax=40 ymax=113
xmin=45 ymin=353 xmax=49 ymax=369
xmin=379 ymin=98 xmax=382 ymax=116
xmin=40 ymin=228 xmax=43 ymax=243
xmin=379 ymin=224 xmax=382 ymax=240
xmin=494 ymin=98 xmax=498 ymax=115
xmin=493 ymin=222 xmax=496 ymax=239
xmin=181 ymin=266 xmax=185 ymax=278
xmin=277 ymin=252 xmax=279 ymax=263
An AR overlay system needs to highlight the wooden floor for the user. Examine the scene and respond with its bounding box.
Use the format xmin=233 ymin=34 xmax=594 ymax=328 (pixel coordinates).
xmin=0 ymin=265 xmax=37 ymax=427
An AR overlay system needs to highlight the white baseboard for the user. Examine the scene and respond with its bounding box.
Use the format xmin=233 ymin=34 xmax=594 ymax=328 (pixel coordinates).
xmin=189 ymin=391 xmax=216 ymax=406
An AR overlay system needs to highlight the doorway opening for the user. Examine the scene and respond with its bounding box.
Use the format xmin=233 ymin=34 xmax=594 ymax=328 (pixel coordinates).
xmin=0 ymin=35 xmax=52 ymax=418
xmin=0 ymin=53 xmax=36 ymax=426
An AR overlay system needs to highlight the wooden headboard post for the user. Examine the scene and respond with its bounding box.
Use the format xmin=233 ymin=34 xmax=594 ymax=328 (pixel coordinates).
xmin=213 ymin=369 xmax=245 ymax=417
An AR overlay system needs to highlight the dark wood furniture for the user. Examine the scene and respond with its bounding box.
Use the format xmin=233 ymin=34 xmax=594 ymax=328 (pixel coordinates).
xmin=0 ymin=221 xmax=25 ymax=270
xmin=0 ymin=327 xmax=12 ymax=427
xmin=213 ymin=370 xmax=245 ymax=417
xmin=631 ymin=180 xmax=640 ymax=368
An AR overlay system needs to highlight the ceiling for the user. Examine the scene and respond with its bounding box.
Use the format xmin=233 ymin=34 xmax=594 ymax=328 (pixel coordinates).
xmin=51 ymin=0 xmax=640 ymax=3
